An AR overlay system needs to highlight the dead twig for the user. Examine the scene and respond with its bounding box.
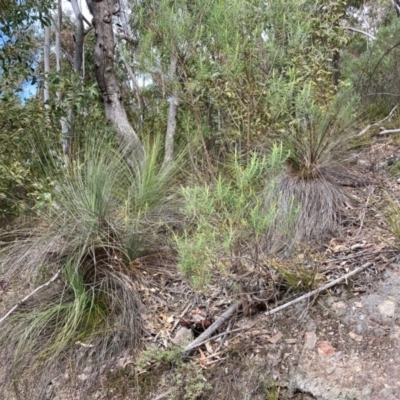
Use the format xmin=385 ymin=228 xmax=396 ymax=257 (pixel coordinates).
xmin=353 ymin=186 xmax=374 ymax=239
xmin=342 ymin=26 xmax=376 ymax=41
xmin=323 ymin=248 xmax=396 ymax=265
xmin=357 ymin=104 xmax=398 ymax=137
xmin=378 ymin=128 xmax=400 ymax=135
xmin=187 ymin=326 xmax=249 ymax=353
xmin=152 ymin=390 xmax=173 ymax=400
xmin=171 ymin=302 xmax=191 ymax=333
xmin=0 ymin=269 xmax=62 ymax=325
xmin=184 ymin=302 xmax=242 ymax=354
xmin=265 ymin=261 xmax=372 ymax=317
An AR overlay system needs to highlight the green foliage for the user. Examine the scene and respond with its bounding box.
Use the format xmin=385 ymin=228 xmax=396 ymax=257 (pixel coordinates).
xmin=175 ymin=145 xmax=289 ymax=287
xmin=135 ymin=345 xmax=212 ymax=400
xmin=343 ymin=11 xmax=400 ymax=114
xmin=0 ymin=96 xmax=61 ymax=216
xmin=130 ymin=0 xmax=354 ymax=161
xmin=271 ymin=257 xmax=320 ymax=291
xmin=284 ymin=88 xmax=359 ymax=178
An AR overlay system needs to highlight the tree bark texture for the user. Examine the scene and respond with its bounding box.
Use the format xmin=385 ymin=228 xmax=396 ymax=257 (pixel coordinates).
xmin=86 ymin=0 xmax=144 ymax=164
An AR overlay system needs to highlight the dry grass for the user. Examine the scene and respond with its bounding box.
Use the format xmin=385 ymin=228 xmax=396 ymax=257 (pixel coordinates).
xmin=277 ymin=172 xmax=349 ymax=244
xmin=265 ymin=90 xmax=360 ymax=249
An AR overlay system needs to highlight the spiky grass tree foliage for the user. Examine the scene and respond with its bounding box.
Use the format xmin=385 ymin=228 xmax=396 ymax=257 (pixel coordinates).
xmin=276 ymin=89 xmax=359 ymax=245
xmin=0 ymin=137 xmax=177 ymax=398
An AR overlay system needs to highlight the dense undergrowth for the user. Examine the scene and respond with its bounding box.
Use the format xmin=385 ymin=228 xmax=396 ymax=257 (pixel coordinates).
xmin=3 ymin=1 xmax=400 ymax=399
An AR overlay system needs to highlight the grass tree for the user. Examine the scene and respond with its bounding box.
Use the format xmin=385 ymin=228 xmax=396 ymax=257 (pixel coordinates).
xmin=0 ymin=136 xmax=178 ymax=396
xmin=275 ymin=88 xmax=360 ymax=245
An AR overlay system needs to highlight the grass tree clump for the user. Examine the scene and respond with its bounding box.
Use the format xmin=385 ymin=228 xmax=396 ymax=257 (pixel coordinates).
xmin=0 ymin=136 xmax=178 ymax=397
xmin=275 ymin=89 xmax=360 ymax=245
xmin=383 ymin=192 xmax=400 ymax=248
xmin=175 ymin=144 xmax=292 ymax=287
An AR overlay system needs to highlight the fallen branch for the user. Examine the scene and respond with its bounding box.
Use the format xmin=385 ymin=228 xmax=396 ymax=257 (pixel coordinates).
xmin=184 ymin=326 xmax=248 ymax=353
xmin=0 ymin=269 xmax=62 ymax=325
xmin=152 ymin=390 xmax=173 ymax=400
xmin=357 ymin=104 xmax=398 ymax=137
xmin=378 ymin=128 xmax=400 ymax=135
xmin=342 ymin=26 xmax=376 ymax=41
xmin=184 ymin=302 xmax=242 ymax=354
xmin=265 ymin=261 xmax=372 ymax=317
xmin=323 ymin=248 xmax=396 ymax=264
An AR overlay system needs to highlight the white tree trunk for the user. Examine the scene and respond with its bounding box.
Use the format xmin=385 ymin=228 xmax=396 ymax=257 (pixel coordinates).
xmin=62 ymin=0 xmax=85 ymax=160
xmin=43 ymin=25 xmax=51 ymax=103
xmin=86 ymin=0 xmax=144 ymax=164
xmin=162 ymin=52 xmax=179 ymax=170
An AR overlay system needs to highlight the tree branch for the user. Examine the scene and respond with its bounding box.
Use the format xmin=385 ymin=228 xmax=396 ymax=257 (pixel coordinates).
xmin=0 ymin=269 xmax=62 ymax=325
xmin=342 ymin=26 xmax=376 ymax=41
xmin=184 ymin=302 xmax=242 ymax=354
xmin=264 ymin=261 xmax=372 ymax=317
xmin=357 ymin=104 xmax=398 ymax=137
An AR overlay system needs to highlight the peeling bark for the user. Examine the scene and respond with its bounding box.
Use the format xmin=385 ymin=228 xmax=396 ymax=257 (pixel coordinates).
xmin=86 ymin=0 xmax=144 ymax=164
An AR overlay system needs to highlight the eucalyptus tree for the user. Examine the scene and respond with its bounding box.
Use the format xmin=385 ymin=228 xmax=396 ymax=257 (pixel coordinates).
xmin=86 ymin=0 xmax=145 ymax=164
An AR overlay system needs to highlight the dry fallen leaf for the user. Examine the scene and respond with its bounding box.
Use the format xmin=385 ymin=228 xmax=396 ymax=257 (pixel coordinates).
xmin=349 ymin=332 xmax=363 ymax=342
xmin=268 ymin=332 xmax=282 ymax=344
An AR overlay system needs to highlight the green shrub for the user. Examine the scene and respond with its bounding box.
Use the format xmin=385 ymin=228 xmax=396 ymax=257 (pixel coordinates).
xmin=175 ymin=144 xmax=290 ymax=287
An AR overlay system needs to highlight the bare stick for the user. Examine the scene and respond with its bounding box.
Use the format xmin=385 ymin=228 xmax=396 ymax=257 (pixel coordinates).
xmin=184 ymin=302 xmax=241 ymax=354
xmin=342 ymin=26 xmax=376 ymax=41
xmin=184 ymin=326 xmax=249 ymax=353
xmin=265 ymin=261 xmax=372 ymax=317
xmin=357 ymin=104 xmax=398 ymax=137
xmin=353 ymin=187 xmax=374 ymax=239
xmin=323 ymin=248 xmax=396 ymax=264
xmin=378 ymin=128 xmax=400 ymax=135
xmin=152 ymin=390 xmax=172 ymax=400
xmin=0 ymin=269 xmax=62 ymax=325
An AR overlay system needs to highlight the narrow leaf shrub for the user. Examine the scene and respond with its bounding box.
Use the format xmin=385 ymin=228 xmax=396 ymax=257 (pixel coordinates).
xmin=175 ymin=144 xmax=292 ymax=287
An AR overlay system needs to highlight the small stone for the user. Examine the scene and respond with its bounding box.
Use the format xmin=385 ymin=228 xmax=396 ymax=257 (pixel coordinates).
xmin=396 ymin=178 xmax=400 ymax=184
xmin=349 ymin=331 xmax=363 ymax=342
xmin=318 ymin=341 xmax=335 ymax=357
xmin=333 ymin=301 xmax=347 ymax=310
xmin=378 ymin=299 xmax=396 ymax=318
xmin=304 ymin=332 xmax=317 ymax=349
xmin=77 ymin=373 xmax=88 ymax=381
xmin=171 ymin=327 xmax=193 ymax=346
xmin=354 ymin=302 xmax=363 ymax=308
xmin=357 ymin=159 xmax=370 ymax=166
xmin=284 ymin=338 xmax=297 ymax=344
xmin=268 ymin=332 xmax=283 ymax=344
xmin=326 ymin=366 xmax=336 ymax=375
